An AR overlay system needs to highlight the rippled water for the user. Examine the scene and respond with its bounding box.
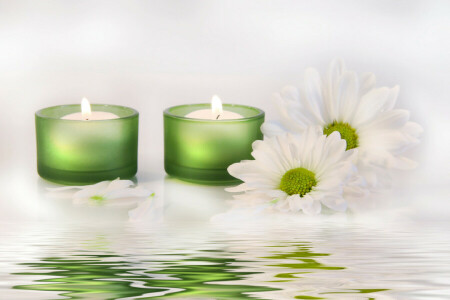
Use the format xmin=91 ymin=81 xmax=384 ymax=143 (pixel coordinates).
xmin=1 ymin=218 xmax=449 ymax=300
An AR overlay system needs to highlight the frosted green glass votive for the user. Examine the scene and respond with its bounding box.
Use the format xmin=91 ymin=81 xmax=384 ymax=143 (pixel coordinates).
xmin=164 ymin=104 xmax=264 ymax=185
xmin=36 ymin=104 xmax=139 ymax=185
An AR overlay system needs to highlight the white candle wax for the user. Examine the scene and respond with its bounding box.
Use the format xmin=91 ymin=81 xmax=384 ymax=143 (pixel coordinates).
xmin=185 ymin=109 xmax=243 ymax=120
xmin=61 ymin=98 xmax=119 ymax=120
xmin=62 ymin=111 xmax=119 ymax=120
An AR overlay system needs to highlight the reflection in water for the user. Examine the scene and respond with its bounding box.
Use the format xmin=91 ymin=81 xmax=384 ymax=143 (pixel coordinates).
xmin=14 ymin=255 xmax=167 ymax=299
xmin=258 ymin=242 xmax=346 ymax=300
xmin=13 ymin=253 xmax=277 ymax=299
xmin=2 ymin=219 xmax=450 ymax=299
xmin=265 ymin=243 xmax=345 ymax=271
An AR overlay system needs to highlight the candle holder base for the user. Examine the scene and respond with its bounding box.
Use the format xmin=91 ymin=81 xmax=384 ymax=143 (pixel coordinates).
xmin=37 ymin=164 xmax=137 ymax=185
xmin=164 ymin=163 xmax=239 ymax=186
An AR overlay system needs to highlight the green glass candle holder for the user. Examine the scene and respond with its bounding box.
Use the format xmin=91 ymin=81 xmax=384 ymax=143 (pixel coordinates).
xmin=164 ymin=104 xmax=264 ymax=185
xmin=36 ymin=104 xmax=139 ymax=185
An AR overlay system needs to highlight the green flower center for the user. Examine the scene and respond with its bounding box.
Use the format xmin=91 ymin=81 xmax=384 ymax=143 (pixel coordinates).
xmin=90 ymin=195 xmax=105 ymax=201
xmin=323 ymin=121 xmax=358 ymax=150
xmin=279 ymin=167 xmax=317 ymax=197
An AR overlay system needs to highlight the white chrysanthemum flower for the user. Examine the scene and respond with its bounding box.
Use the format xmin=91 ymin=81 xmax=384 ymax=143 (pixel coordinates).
xmin=227 ymin=127 xmax=365 ymax=214
xmin=262 ymin=59 xmax=422 ymax=189
xmin=47 ymin=178 xmax=153 ymax=207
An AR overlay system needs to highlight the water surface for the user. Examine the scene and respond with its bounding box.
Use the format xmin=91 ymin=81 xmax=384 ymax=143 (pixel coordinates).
xmin=1 ymin=218 xmax=449 ymax=299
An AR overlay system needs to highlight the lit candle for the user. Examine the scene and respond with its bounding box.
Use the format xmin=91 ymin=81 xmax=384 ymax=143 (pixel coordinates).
xmin=36 ymin=101 xmax=139 ymax=185
xmin=164 ymin=100 xmax=264 ymax=185
xmin=184 ymin=95 xmax=243 ymax=120
xmin=62 ymin=98 xmax=119 ymax=120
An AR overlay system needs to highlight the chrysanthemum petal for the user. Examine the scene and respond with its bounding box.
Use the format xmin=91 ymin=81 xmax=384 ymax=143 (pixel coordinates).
xmin=287 ymin=194 xmax=302 ymax=212
xmin=73 ymin=181 xmax=111 ymax=199
xmin=352 ymin=87 xmax=390 ymax=126
xmin=261 ymin=121 xmax=287 ymax=137
xmin=359 ymin=72 xmax=376 ymax=97
xmin=384 ymin=85 xmax=400 ymax=111
xmin=389 ymin=156 xmax=418 ymax=170
xmin=104 ymin=186 xmax=152 ymax=200
xmin=104 ymin=178 xmax=134 ymax=194
xmin=302 ymin=68 xmax=327 ymax=124
xmin=252 ymin=140 xmax=289 ymax=173
xmin=225 ymin=183 xmax=252 ymax=193
xmin=321 ymin=196 xmax=347 ymax=212
xmin=299 ymin=195 xmax=322 ymax=215
xmin=337 ymin=71 xmax=359 ymax=123
xmin=46 ymin=185 xmax=85 ymax=192
xmin=327 ymin=58 xmax=346 ymax=88
xmin=228 ymin=160 xmax=279 ymax=189
xmin=403 ymin=121 xmax=423 ymax=138
xmin=362 ymin=109 xmax=410 ymax=131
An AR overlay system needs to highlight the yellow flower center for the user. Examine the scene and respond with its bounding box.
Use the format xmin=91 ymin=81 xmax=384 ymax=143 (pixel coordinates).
xmin=279 ymin=167 xmax=317 ymax=197
xmin=323 ymin=121 xmax=358 ymax=150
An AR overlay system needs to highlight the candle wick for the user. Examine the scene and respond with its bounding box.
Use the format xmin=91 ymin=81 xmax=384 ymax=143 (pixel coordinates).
xmin=216 ymin=114 xmax=220 ymax=120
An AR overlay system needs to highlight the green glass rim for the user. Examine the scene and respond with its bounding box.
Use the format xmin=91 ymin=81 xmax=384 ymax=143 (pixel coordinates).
xmin=164 ymin=103 xmax=265 ymax=123
xmin=35 ymin=104 xmax=139 ymax=121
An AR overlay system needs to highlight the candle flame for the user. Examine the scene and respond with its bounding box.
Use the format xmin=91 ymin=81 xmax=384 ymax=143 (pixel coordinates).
xmin=81 ymin=97 xmax=92 ymax=120
xmin=211 ymin=95 xmax=223 ymax=119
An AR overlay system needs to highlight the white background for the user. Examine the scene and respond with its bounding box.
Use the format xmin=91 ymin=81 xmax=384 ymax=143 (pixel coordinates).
xmin=0 ymin=0 xmax=449 ymax=220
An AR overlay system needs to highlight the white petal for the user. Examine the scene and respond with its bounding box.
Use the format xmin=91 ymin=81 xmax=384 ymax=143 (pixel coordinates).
xmin=227 ymin=159 xmax=279 ymax=188
xmin=105 ymin=187 xmax=153 ymax=200
xmin=73 ymin=197 xmax=89 ymax=206
xmin=315 ymin=174 xmax=345 ymax=192
xmin=343 ymin=185 xmax=368 ymax=201
xmin=267 ymin=189 xmax=287 ymax=198
xmin=280 ymin=85 xmax=301 ymax=103
xmin=287 ymin=194 xmax=302 ymax=212
xmin=359 ymin=72 xmax=376 ymax=97
xmin=300 ymin=195 xmax=322 ymax=215
xmin=309 ymin=134 xmax=327 ymax=171
xmin=275 ymin=198 xmax=291 ymax=212
xmin=321 ymin=196 xmax=347 ymax=212
xmin=103 ymin=197 xmax=140 ymax=207
xmin=296 ymin=127 xmax=322 ymax=170
xmin=384 ymin=85 xmax=399 ymax=111
xmin=357 ymin=165 xmax=379 ymax=187
xmin=104 ymin=178 xmax=135 ymax=194
xmin=327 ymin=58 xmax=346 ymax=86
xmin=403 ymin=121 xmax=423 ymax=137
xmin=73 ymin=181 xmax=110 ymax=199
xmin=325 ymin=58 xmax=346 ymax=120
xmin=225 ymin=183 xmax=251 ymax=193
xmin=315 ymin=131 xmax=347 ymax=174
xmin=390 ymin=156 xmax=418 ymax=170
xmin=252 ymin=138 xmax=290 ymax=174
xmin=272 ymin=88 xmax=308 ymax=133
xmin=364 ymin=109 xmax=410 ymax=131
xmin=275 ymin=135 xmax=297 ymax=170
xmin=46 ymin=185 xmax=85 ymax=192
xmin=353 ymin=87 xmax=391 ymax=126
xmin=302 ymin=68 xmax=326 ymax=124
xmin=261 ymin=121 xmax=287 ymax=137
xmin=337 ymin=71 xmax=359 ymax=123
